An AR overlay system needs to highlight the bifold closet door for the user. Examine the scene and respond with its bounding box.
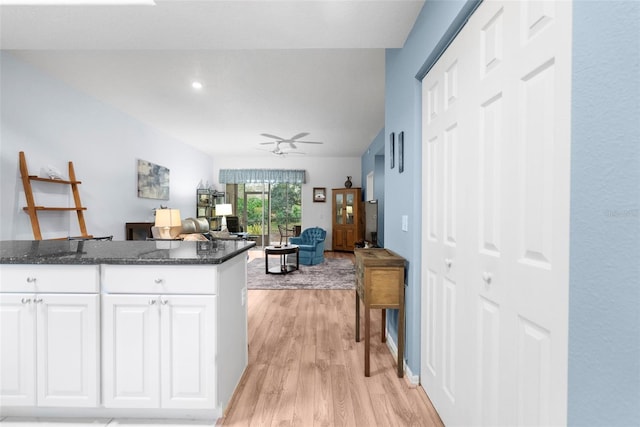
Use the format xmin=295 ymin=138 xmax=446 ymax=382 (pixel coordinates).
xmin=420 ymin=1 xmax=572 ymax=425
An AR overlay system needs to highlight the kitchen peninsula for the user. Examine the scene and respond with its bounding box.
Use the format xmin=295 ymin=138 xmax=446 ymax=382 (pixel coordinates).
xmin=0 ymin=239 xmax=254 ymax=422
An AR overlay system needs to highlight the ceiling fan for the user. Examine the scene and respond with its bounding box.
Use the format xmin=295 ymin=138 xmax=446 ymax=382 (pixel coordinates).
xmin=259 ymin=132 xmax=323 ymax=150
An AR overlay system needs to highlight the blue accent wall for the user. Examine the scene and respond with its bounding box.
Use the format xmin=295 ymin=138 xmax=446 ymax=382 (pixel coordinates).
xmin=362 ymin=0 xmax=468 ymax=376
xmin=569 ymin=1 xmax=640 ymax=425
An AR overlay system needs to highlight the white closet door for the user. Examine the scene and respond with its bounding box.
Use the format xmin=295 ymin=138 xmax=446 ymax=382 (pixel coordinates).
xmin=421 ymin=1 xmax=571 ymax=425
xmin=421 ymin=34 xmax=474 ymax=425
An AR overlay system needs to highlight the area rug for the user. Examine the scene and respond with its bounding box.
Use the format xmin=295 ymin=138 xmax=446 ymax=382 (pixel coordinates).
xmin=247 ymin=257 xmax=355 ymax=290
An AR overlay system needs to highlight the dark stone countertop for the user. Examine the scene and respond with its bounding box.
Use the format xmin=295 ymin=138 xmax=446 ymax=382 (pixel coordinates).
xmin=0 ymin=239 xmax=256 ymax=265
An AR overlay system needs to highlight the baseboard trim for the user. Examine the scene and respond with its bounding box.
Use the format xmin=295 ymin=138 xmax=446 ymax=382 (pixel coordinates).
xmin=385 ymin=326 xmax=419 ymax=385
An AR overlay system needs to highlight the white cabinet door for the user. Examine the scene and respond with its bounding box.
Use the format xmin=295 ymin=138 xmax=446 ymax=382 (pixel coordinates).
xmin=0 ymin=294 xmax=36 ymax=406
xmin=160 ymin=295 xmax=216 ymax=409
xmin=36 ymin=294 xmax=99 ymax=407
xmin=102 ymin=294 xmax=160 ymax=408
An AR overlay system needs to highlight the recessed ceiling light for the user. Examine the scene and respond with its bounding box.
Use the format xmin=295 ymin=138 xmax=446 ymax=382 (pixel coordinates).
xmin=192 ymin=81 xmax=203 ymax=90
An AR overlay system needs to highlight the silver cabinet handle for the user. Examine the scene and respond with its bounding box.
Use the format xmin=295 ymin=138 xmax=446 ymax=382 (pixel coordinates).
xmin=34 ymin=298 xmax=43 ymax=304
xmin=445 ymin=258 xmax=453 ymax=268
xmin=26 ymin=277 xmax=36 ymax=283
xmin=154 ymin=278 xmax=163 ymax=284
xmin=21 ymin=298 xmax=32 ymax=304
xmin=149 ymin=299 xmax=157 ymax=305
xmin=482 ymin=272 xmax=492 ymax=284
xmin=161 ymin=299 xmax=169 ymax=305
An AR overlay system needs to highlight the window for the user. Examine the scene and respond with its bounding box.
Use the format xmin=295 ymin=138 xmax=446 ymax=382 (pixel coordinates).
xmin=226 ymin=182 xmax=301 ymax=247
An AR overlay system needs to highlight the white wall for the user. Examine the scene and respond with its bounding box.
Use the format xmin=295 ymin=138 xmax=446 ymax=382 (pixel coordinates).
xmin=1 ymin=52 xmax=215 ymax=240
xmin=213 ymin=156 xmax=362 ymax=250
xmin=0 ymin=52 xmax=362 ymax=244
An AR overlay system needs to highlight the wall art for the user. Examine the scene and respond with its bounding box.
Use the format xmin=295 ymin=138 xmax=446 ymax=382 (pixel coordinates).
xmin=137 ymin=159 xmax=170 ymax=200
xmin=399 ymin=131 xmax=405 ymax=173
xmin=313 ymin=187 xmax=326 ymax=202
xmin=390 ymin=132 xmax=395 ymax=169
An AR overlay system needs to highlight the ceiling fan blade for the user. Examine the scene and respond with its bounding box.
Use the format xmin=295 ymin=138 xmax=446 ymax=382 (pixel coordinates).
xmin=288 ymin=142 xmax=297 ymax=149
xmin=295 ymin=141 xmax=323 ymax=144
xmin=260 ymin=133 xmax=285 ymax=140
xmin=259 ymin=141 xmax=276 ymax=145
xmin=289 ymin=132 xmax=309 ymax=140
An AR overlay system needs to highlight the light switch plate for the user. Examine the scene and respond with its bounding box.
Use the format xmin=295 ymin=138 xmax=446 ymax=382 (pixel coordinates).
xmin=402 ymin=215 xmax=408 ymax=232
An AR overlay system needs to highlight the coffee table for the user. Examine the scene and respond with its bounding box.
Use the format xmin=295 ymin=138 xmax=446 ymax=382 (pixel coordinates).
xmin=264 ymin=244 xmax=299 ymax=274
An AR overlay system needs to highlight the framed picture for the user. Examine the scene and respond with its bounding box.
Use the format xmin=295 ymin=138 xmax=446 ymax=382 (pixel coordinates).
xmin=399 ymin=131 xmax=405 ymax=173
xmin=390 ymin=132 xmax=395 ymax=169
xmin=137 ymin=159 xmax=170 ymax=200
xmin=313 ymin=187 xmax=326 ymax=202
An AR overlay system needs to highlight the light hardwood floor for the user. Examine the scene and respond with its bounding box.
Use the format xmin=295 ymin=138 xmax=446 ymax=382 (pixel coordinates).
xmin=221 ymin=251 xmax=443 ymax=426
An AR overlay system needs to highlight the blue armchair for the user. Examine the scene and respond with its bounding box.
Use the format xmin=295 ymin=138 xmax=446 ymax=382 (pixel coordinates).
xmin=289 ymin=227 xmax=327 ymax=265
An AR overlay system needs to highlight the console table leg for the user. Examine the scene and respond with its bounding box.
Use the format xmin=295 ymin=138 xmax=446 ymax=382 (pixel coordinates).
xmin=355 ymin=290 xmax=360 ymax=342
xmin=381 ymin=309 xmax=386 ymax=343
xmin=398 ymin=301 xmax=405 ymax=378
xmin=364 ymin=303 xmax=370 ymax=377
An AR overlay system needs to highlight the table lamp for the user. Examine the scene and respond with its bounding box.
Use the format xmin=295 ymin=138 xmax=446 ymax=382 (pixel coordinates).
xmin=216 ymin=204 xmax=233 ymax=231
xmin=155 ymin=208 xmax=181 ymax=239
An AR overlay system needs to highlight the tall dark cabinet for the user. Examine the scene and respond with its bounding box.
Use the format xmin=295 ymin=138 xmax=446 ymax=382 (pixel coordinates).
xmin=332 ymin=187 xmax=364 ymax=252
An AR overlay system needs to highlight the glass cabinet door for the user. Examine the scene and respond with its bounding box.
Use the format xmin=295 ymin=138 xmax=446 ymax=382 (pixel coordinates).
xmin=335 ymin=193 xmax=344 ymax=225
xmin=346 ymin=192 xmax=354 ymax=224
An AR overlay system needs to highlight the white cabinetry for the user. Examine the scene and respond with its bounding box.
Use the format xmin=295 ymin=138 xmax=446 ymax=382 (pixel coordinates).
xmin=0 ymin=265 xmax=99 ymax=408
xmin=102 ymin=294 xmax=216 ymax=409
xmin=101 ymin=265 xmax=219 ymax=410
xmin=0 ymin=251 xmax=248 ymax=421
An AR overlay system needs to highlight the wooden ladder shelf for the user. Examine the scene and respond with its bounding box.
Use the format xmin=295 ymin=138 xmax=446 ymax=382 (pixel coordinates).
xmin=19 ymin=151 xmax=91 ymax=240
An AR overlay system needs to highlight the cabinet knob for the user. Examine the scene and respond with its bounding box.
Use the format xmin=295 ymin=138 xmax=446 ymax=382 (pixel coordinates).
xmin=482 ymin=272 xmax=492 ymax=284
xmin=154 ymin=278 xmax=164 ymax=284
xmin=21 ymin=298 xmax=32 ymax=304
xmin=149 ymin=299 xmax=157 ymax=305
xmin=161 ymin=299 xmax=169 ymax=305
xmin=26 ymin=277 xmax=36 ymax=283
xmin=445 ymin=258 xmax=453 ymax=269
xmin=34 ymin=298 xmax=43 ymax=304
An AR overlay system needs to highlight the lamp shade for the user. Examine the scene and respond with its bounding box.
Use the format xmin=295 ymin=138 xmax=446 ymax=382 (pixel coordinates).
xmin=155 ymin=209 xmax=182 ymax=228
xmin=216 ymin=204 xmax=233 ymax=216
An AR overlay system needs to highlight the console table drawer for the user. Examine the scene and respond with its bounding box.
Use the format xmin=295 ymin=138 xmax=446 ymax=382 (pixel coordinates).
xmin=102 ymin=265 xmax=217 ymax=294
xmin=365 ymin=268 xmax=404 ymax=307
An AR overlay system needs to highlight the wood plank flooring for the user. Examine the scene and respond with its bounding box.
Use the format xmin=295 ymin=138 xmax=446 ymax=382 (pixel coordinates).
xmin=221 ymin=251 xmax=443 ymax=427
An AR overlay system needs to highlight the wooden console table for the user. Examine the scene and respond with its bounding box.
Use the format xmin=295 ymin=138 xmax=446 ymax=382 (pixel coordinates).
xmin=354 ymin=248 xmax=406 ymax=377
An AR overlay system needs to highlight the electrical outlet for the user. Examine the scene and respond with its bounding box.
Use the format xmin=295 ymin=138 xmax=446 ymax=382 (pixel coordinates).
xmin=402 ymin=215 xmax=408 ymax=232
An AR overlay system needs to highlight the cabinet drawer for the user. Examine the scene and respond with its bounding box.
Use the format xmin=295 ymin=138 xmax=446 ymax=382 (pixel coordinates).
xmin=0 ymin=265 xmax=99 ymax=293
xmin=101 ymin=265 xmax=217 ymax=295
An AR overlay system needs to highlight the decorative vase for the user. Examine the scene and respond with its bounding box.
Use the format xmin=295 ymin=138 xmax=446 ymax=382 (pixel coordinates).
xmin=344 ymin=176 xmax=353 ymax=188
